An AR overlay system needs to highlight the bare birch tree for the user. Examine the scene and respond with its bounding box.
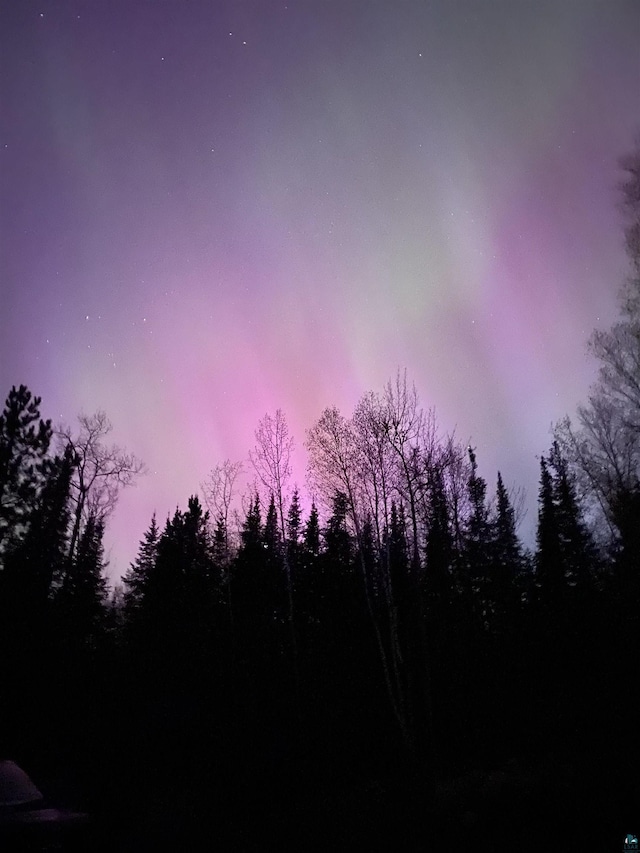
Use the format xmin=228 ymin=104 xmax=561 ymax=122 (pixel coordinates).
xmin=201 ymin=458 xmax=244 ymax=549
xmin=306 ymin=404 xmax=412 ymax=746
xmin=249 ymin=409 xmax=299 ymax=702
xmin=57 ymin=411 xmax=145 ymax=566
xmin=555 ymin=142 xmax=640 ymax=545
xmin=380 ymin=370 xmax=426 ymax=569
xmin=249 ymin=409 xmax=293 ymax=540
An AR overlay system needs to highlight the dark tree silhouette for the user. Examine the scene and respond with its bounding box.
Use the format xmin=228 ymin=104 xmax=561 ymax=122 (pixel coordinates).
xmin=122 ymin=512 xmax=159 ymax=639
xmin=0 ymin=385 xmax=52 ymax=557
xmin=55 ymin=512 xmax=109 ymax=652
xmin=2 ymin=444 xmax=75 ymax=610
xmin=535 ymin=454 xmax=564 ymax=611
xmin=460 ymin=446 xmax=492 ymax=628
xmin=57 ymin=410 xmax=145 ymax=569
xmin=488 ymin=472 xmax=526 ymax=629
xmin=555 ymin=142 xmax=640 ymax=557
xmin=303 ymin=500 xmax=321 ymax=558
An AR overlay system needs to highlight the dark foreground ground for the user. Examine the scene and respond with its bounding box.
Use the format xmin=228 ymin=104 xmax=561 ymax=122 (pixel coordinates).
xmin=10 ymin=737 xmax=637 ymax=853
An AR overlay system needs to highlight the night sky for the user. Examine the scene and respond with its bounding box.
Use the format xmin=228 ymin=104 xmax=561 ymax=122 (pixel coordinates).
xmin=1 ymin=0 xmax=639 ymax=580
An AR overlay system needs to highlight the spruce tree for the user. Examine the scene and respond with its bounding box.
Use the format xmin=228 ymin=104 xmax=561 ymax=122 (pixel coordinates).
xmin=286 ymin=487 xmax=302 ymax=545
xmin=424 ymin=469 xmax=453 ymax=609
xmin=548 ymin=441 xmax=597 ymax=593
xmin=387 ymin=500 xmax=408 ymax=599
xmin=56 ymin=513 xmax=108 ymax=651
xmin=536 ymin=455 xmax=564 ymax=610
xmin=264 ymin=493 xmax=281 ymax=556
xmin=462 ymin=447 xmax=492 ymax=627
xmin=303 ymin=501 xmax=321 ymax=558
xmin=3 ymin=444 xmax=75 ymax=609
xmin=324 ymin=491 xmax=351 ymax=568
xmin=489 ymin=472 xmax=525 ymax=625
xmin=0 ymin=385 xmax=53 ymax=558
xmin=122 ymin=513 xmax=159 ymax=632
xmin=240 ymin=493 xmax=262 ymax=555
xmin=211 ymin=512 xmax=233 ymax=602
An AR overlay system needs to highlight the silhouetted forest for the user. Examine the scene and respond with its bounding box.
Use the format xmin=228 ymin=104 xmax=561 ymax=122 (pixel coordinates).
xmin=1 ymin=147 xmax=639 ymax=850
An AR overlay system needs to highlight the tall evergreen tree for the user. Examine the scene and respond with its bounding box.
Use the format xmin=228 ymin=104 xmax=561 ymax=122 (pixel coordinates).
xmin=55 ymin=513 xmax=108 ymax=651
xmin=303 ymin=501 xmax=321 ymax=558
xmin=264 ymin=493 xmax=282 ymax=556
xmin=263 ymin=493 xmax=287 ymax=621
xmin=387 ymin=500 xmax=408 ymax=599
xmin=548 ymin=441 xmax=597 ymax=593
xmin=424 ymin=469 xmax=453 ymax=609
xmin=122 ymin=513 xmax=159 ymax=631
xmin=240 ymin=493 xmax=262 ymax=555
xmin=2 ymin=444 xmax=75 ymax=610
xmin=323 ymin=491 xmax=351 ymax=568
xmin=0 ymin=385 xmax=53 ymax=558
xmin=296 ymin=502 xmax=321 ymax=644
xmin=234 ymin=492 xmax=281 ymax=634
xmin=537 ymin=445 xmax=597 ymax=612
xmin=489 ymin=472 xmax=525 ymax=625
xmin=536 ymin=455 xmax=564 ymax=610
xmin=141 ymin=497 xmax=213 ymax=677
xmin=462 ymin=447 xmax=492 ymax=626
xmin=286 ymin=486 xmax=303 ymax=563
xmin=211 ymin=512 xmax=233 ymax=606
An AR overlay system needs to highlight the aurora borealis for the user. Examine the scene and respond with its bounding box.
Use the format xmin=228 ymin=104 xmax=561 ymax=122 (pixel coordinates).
xmin=1 ymin=0 xmax=639 ymax=578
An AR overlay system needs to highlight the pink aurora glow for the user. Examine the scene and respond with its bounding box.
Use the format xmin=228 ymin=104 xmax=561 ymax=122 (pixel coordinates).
xmin=1 ymin=1 xmax=638 ymax=578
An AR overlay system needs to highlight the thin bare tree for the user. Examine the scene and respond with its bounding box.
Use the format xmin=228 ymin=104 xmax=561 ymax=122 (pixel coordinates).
xmin=306 ymin=404 xmax=412 ymax=747
xmin=57 ymin=411 xmax=145 ymax=568
xmin=249 ymin=409 xmax=293 ymax=540
xmin=201 ymin=458 xmax=244 ymax=549
xmin=380 ymin=370 xmax=425 ymax=569
xmin=249 ymin=409 xmax=299 ymax=703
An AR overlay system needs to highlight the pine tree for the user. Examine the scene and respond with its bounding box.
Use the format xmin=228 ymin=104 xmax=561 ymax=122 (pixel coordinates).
xmin=122 ymin=513 xmax=159 ymax=629
xmin=211 ymin=511 xmax=235 ymax=649
xmin=548 ymin=441 xmax=597 ymax=593
xmin=146 ymin=509 xmax=182 ymax=623
xmin=536 ymin=455 xmax=564 ymax=609
xmin=181 ymin=495 xmax=211 ymax=578
xmin=489 ymin=472 xmax=525 ymax=625
xmin=358 ymin=516 xmax=379 ymax=599
xmin=240 ymin=493 xmax=262 ymax=555
xmin=303 ymin=501 xmax=321 ymax=558
xmin=141 ymin=498 xmax=214 ymax=678
xmin=3 ymin=444 xmax=74 ymax=608
xmin=180 ymin=495 xmax=214 ymax=659
xmin=462 ymin=447 xmax=492 ymax=627
xmin=211 ymin=513 xmax=231 ymax=569
xmin=387 ymin=501 xmax=408 ymax=598
xmin=286 ymin=486 xmax=302 ymax=558
xmin=233 ymin=492 xmax=276 ymax=633
xmin=296 ymin=502 xmax=321 ymax=639
xmin=56 ymin=513 xmax=108 ymax=651
xmin=0 ymin=385 xmax=53 ymax=558
xmin=537 ymin=446 xmax=598 ymax=612
xmin=424 ymin=469 xmax=453 ymax=608
xmin=264 ymin=493 xmax=282 ymax=556
xmin=324 ymin=491 xmax=351 ymax=568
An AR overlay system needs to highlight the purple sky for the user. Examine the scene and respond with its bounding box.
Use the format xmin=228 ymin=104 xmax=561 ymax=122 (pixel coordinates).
xmin=1 ymin=0 xmax=639 ymax=580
